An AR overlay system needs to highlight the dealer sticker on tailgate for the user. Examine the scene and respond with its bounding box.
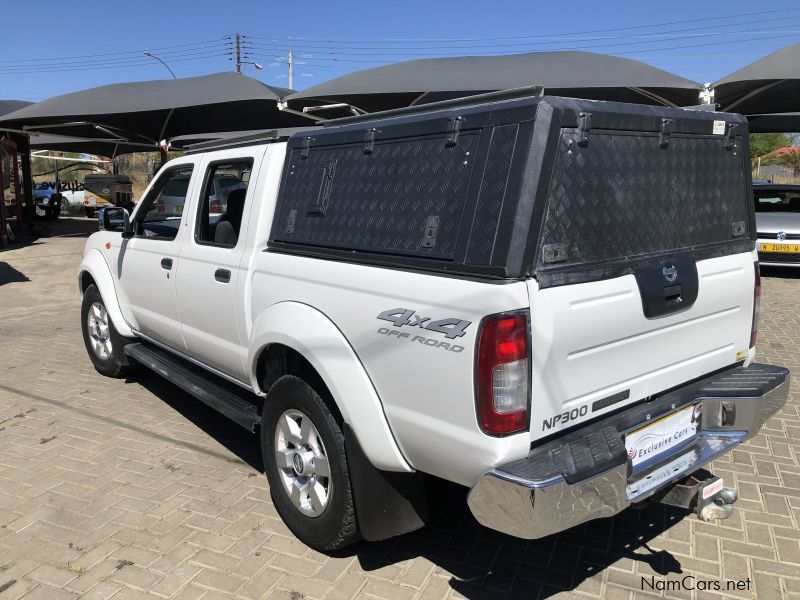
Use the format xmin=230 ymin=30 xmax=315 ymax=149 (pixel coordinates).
xmin=625 ymin=404 xmax=702 ymax=467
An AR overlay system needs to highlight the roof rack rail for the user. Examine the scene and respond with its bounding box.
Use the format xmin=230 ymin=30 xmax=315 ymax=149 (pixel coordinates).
xmin=323 ymin=85 xmax=543 ymax=127
xmin=183 ymin=130 xmax=281 ymax=152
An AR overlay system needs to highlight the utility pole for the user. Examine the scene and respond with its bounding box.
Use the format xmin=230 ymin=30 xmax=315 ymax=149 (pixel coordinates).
xmin=288 ymin=37 xmax=293 ymax=88
xmin=235 ymin=33 xmax=242 ymax=73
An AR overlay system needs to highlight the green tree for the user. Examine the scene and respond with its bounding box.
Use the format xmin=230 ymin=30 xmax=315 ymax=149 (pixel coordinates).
xmin=749 ymin=133 xmax=791 ymax=159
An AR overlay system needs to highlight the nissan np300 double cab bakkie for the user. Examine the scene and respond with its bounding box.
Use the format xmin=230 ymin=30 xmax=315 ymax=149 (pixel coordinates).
xmin=78 ymin=91 xmax=788 ymax=550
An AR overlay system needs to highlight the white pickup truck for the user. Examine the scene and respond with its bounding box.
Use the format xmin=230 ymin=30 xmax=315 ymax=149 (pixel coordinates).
xmin=78 ymin=92 xmax=789 ymax=551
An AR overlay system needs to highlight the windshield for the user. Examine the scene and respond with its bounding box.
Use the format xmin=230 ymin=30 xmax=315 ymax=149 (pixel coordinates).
xmin=162 ymin=177 xmax=190 ymax=198
xmin=754 ymin=189 xmax=800 ymax=212
xmin=141 ymin=166 xmax=194 ymax=226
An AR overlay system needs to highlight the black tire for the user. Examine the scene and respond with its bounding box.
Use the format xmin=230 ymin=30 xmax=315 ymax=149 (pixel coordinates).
xmin=49 ymin=198 xmax=60 ymax=220
xmin=80 ymin=285 xmax=134 ymax=378
xmin=261 ymin=375 xmax=359 ymax=551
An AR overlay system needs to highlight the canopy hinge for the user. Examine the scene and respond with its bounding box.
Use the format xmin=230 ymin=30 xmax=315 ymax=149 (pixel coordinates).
xmin=659 ymin=118 xmax=674 ymax=149
xmin=446 ymin=116 xmax=462 ymax=147
xmin=577 ymin=112 xmax=592 ymax=147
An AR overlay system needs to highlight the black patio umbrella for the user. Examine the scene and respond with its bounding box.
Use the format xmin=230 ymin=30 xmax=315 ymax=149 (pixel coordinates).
xmin=746 ymin=113 xmax=800 ymax=133
xmin=286 ymin=51 xmax=703 ymax=114
xmin=0 ymin=99 xmax=32 ymax=118
xmin=27 ymin=133 xmax=153 ymax=157
xmin=714 ymin=44 xmax=800 ymax=115
xmin=0 ymin=72 xmax=299 ymax=144
xmin=167 ymin=126 xmax=316 ymax=150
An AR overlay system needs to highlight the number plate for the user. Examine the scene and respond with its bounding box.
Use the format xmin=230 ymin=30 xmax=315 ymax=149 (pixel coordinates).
xmin=760 ymin=243 xmax=800 ymax=253
xmin=625 ymin=404 xmax=701 ymax=467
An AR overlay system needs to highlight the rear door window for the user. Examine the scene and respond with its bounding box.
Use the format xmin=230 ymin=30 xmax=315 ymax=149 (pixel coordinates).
xmin=194 ymin=160 xmax=253 ymax=247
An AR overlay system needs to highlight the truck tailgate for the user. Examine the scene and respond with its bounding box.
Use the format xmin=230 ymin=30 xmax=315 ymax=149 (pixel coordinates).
xmin=527 ymin=251 xmax=755 ymax=441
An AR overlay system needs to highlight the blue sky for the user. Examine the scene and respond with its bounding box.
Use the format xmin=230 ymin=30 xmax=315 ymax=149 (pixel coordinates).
xmin=1 ymin=0 xmax=799 ymax=101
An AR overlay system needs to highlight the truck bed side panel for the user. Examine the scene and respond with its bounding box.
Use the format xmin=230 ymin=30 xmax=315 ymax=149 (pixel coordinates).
xmin=248 ymin=255 xmax=532 ymax=486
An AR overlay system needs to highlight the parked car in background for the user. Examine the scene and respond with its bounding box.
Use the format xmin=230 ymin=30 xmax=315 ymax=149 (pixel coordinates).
xmin=33 ymin=182 xmax=86 ymax=219
xmin=83 ymin=174 xmax=133 ymax=217
xmin=754 ymin=182 xmax=800 ymax=267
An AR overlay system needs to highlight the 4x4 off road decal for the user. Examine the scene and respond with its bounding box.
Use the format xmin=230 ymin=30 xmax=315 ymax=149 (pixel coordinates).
xmin=376 ymin=308 xmax=470 ymax=353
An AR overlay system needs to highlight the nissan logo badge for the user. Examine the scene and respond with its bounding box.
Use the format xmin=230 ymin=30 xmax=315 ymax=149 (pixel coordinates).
xmin=662 ymin=265 xmax=678 ymax=283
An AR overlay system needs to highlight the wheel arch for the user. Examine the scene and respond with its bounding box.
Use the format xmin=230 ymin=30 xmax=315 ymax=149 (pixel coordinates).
xmin=78 ymin=249 xmax=136 ymax=338
xmin=248 ymin=301 xmax=412 ymax=473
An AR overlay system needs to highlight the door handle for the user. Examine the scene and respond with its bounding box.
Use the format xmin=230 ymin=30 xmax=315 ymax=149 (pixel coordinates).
xmin=214 ymin=268 xmax=231 ymax=283
xmin=160 ymin=258 xmax=173 ymax=270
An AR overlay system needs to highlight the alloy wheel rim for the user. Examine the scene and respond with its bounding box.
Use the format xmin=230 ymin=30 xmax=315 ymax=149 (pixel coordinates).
xmin=87 ymin=302 xmax=112 ymax=360
xmin=274 ymin=409 xmax=331 ymax=517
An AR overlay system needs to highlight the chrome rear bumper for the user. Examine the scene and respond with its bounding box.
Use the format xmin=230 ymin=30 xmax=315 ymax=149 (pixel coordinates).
xmin=467 ymin=364 xmax=789 ymax=539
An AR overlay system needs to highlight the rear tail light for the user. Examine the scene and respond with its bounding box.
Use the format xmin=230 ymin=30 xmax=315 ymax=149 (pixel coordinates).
xmin=476 ymin=312 xmax=530 ymax=436
xmin=750 ymin=261 xmax=761 ymax=348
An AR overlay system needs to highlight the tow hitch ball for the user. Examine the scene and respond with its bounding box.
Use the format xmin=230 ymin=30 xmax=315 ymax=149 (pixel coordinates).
xmin=658 ymin=469 xmax=738 ymax=521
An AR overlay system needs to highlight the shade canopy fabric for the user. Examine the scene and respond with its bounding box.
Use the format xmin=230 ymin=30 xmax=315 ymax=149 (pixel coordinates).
xmin=27 ymin=133 xmax=153 ymax=157
xmin=747 ymin=113 xmax=800 ymax=134
xmin=714 ymin=44 xmax=800 ymax=115
xmin=287 ymin=51 xmax=703 ymax=112
xmin=168 ymin=127 xmax=316 ymax=150
xmin=0 ymin=99 xmax=32 ymax=118
xmin=0 ymin=73 xmax=299 ymax=143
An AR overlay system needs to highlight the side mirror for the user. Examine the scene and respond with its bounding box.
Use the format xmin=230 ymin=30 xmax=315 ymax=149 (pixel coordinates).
xmin=98 ymin=206 xmax=132 ymax=237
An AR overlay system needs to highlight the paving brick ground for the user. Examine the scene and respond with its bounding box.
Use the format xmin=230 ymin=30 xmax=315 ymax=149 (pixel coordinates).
xmin=0 ymin=217 xmax=798 ymax=600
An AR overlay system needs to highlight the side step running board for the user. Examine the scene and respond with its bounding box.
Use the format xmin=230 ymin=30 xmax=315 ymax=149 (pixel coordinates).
xmin=124 ymin=343 xmax=261 ymax=432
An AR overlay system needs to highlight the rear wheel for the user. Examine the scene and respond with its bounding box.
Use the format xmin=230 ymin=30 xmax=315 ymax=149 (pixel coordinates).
xmin=261 ymin=375 xmax=359 ymax=551
xmin=80 ymin=285 xmax=133 ymax=378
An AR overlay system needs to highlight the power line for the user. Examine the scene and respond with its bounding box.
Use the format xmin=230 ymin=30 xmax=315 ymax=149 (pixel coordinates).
xmin=243 ymin=30 xmax=800 ymax=67
xmin=242 ymin=24 xmax=800 ymax=58
xmin=0 ymin=48 xmax=230 ymax=73
xmin=245 ymin=15 xmax=800 ymax=52
xmin=246 ymin=7 xmax=800 ymax=44
xmin=0 ymin=53 xmax=229 ymax=75
xmin=0 ymin=38 xmax=231 ymax=65
xmin=0 ymin=7 xmax=796 ymax=83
